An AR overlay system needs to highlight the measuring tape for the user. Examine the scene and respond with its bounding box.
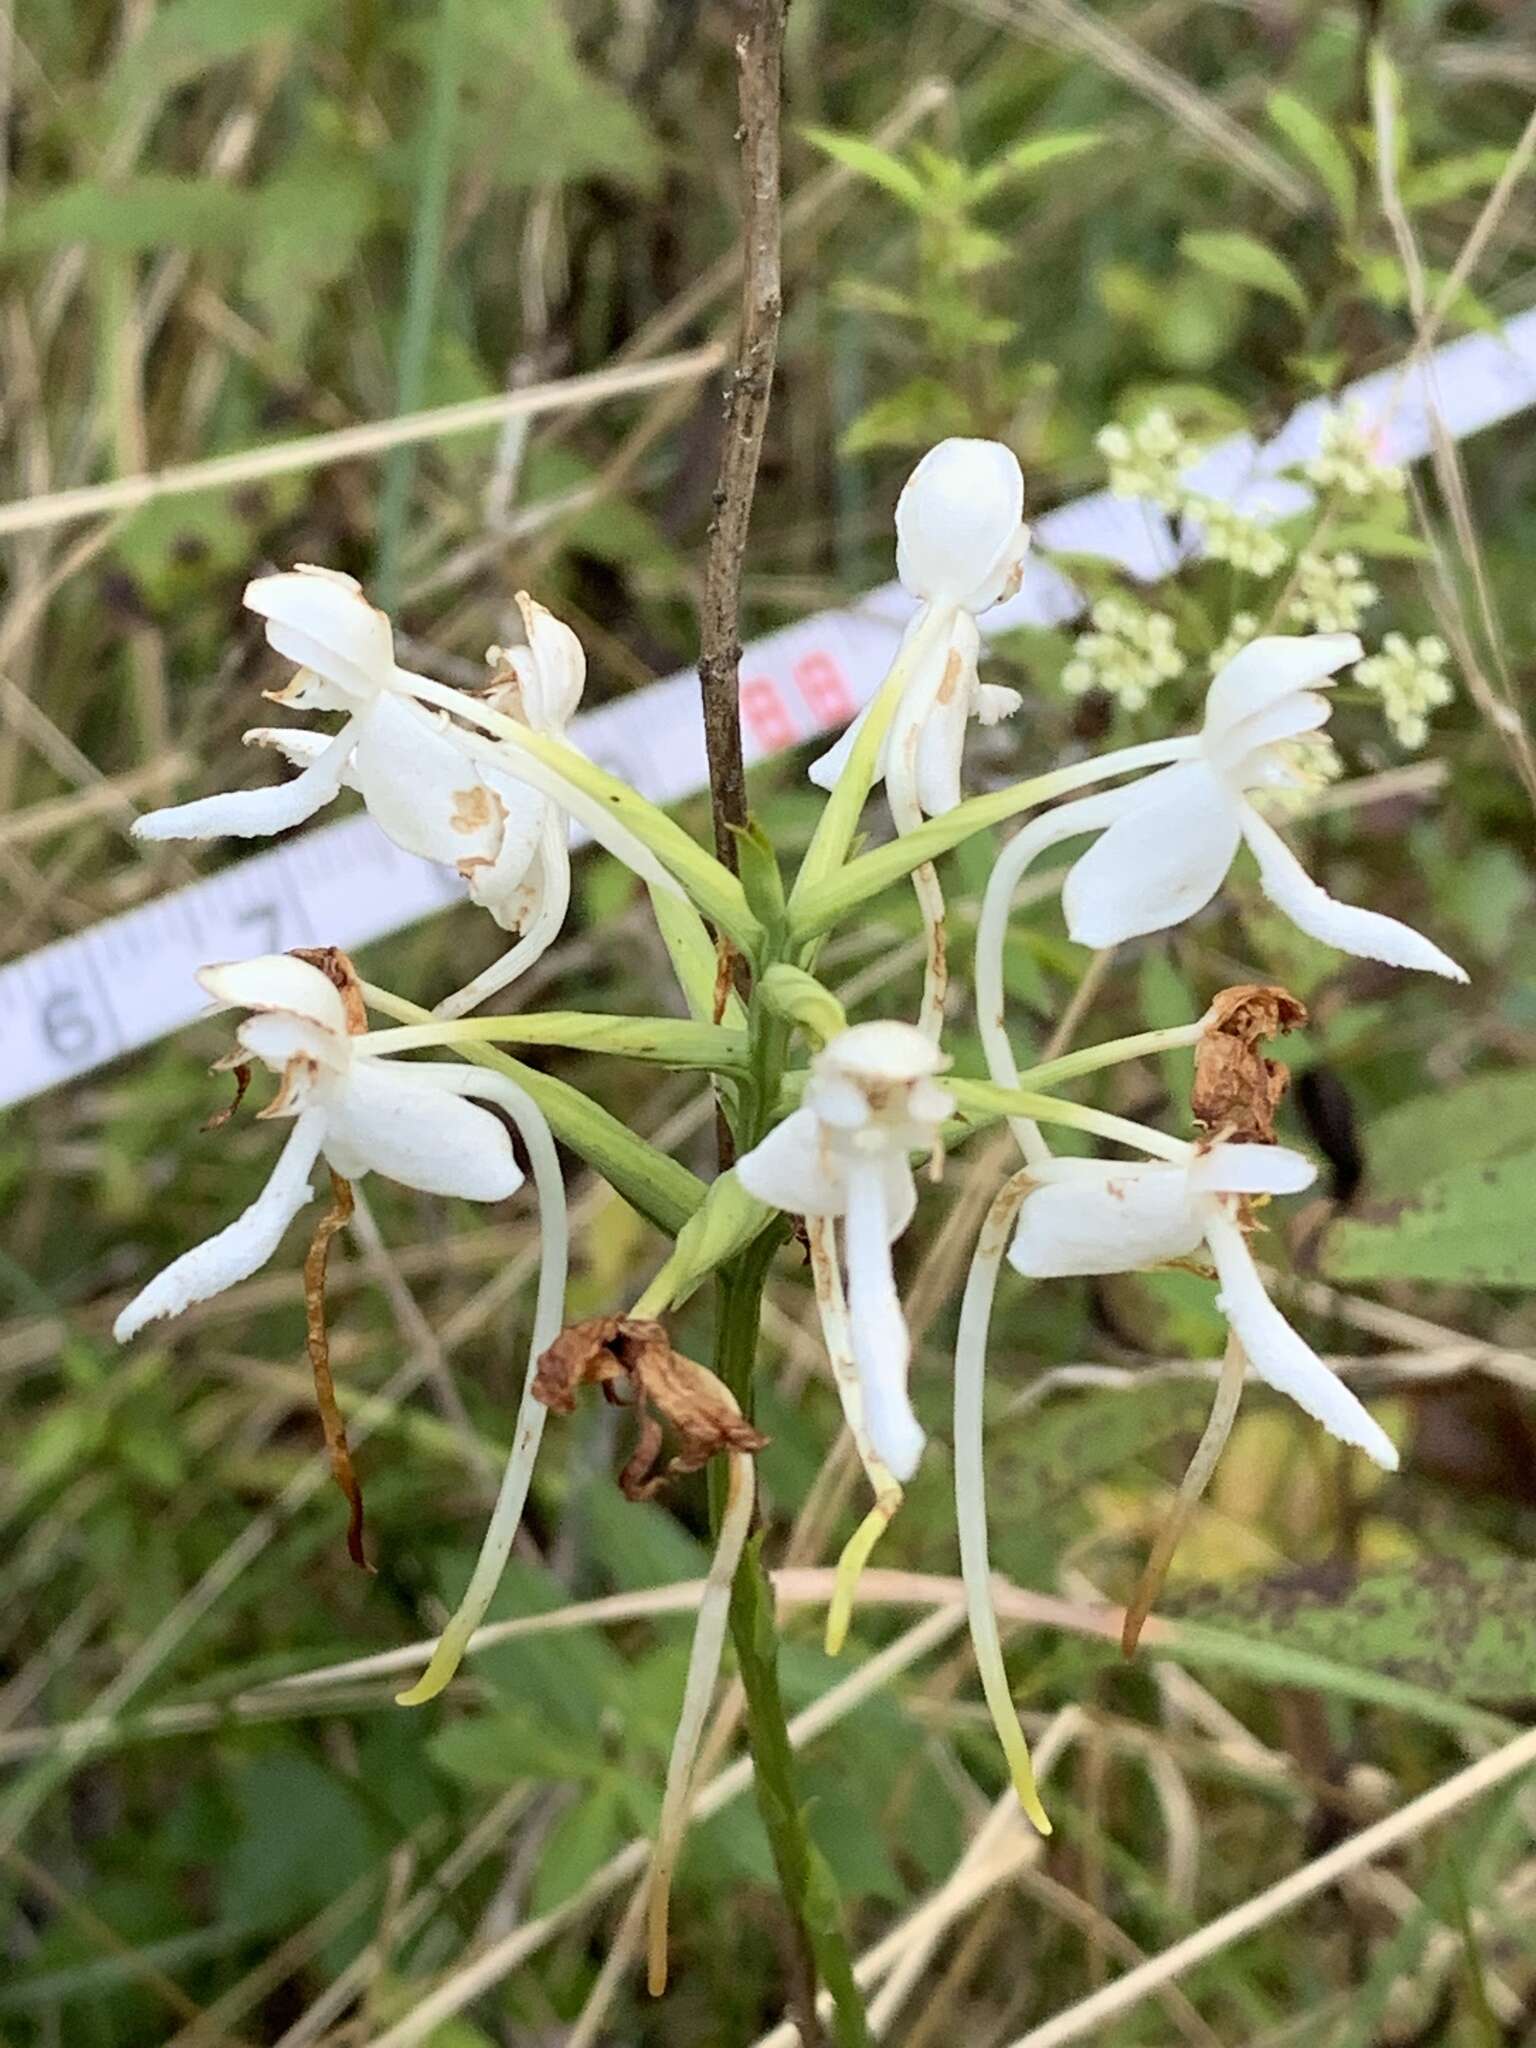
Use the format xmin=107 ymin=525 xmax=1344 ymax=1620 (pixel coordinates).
xmin=5 ymin=306 xmax=1535 ymax=1114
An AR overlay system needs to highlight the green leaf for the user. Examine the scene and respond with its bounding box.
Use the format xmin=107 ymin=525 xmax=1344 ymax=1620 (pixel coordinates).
xmin=1323 ymin=1151 xmax=1536 ymax=1288
xmin=800 ymin=127 xmax=927 ymax=210
xmin=1181 ymin=231 xmax=1310 ymax=318
xmin=1327 ymin=522 xmax=1431 ymax=559
xmin=220 ymin=1753 xmax=376 ymax=1929
xmin=1266 ymin=91 xmax=1357 ymax=226
xmin=107 ymin=0 xmax=326 ymax=106
xmin=450 ymin=0 xmax=657 ymax=192
xmin=1171 ymin=1556 xmax=1536 ymax=1707
xmin=1000 ymin=130 xmax=1105 ymax=180
xmin=4 ymin=177 xmax=254 ymax=256
xmin=657 ymin=1171 xmax=780 ymax=1311
xmin=530 ymin=1783 xmax=627 ymax=1914
xmin=840 ymin=377 xmax=974 ymax=456
xmin=1402 ymin=148 xmax=1514 ymax=210
xmin=429 ymin=1707 xmax=604 ymax=1789
xmin=1360 ymin=1073 xmax=1536 ymax=1197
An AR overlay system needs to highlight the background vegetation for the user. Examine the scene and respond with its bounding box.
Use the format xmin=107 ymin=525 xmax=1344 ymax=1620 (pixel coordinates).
xmin=2 ymin=1 xmax=1535 ymax=2042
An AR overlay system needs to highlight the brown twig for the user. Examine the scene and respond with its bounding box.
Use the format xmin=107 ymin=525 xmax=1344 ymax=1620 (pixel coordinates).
xmin=303 ymin=1170 xmax=372 ymax=1571
xmin=696 ymin=0 xmax=788 ymax=874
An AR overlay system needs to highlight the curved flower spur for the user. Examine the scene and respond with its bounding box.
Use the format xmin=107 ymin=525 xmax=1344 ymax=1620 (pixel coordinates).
xmin=810 ymin=439 xmax=1029 ymax=1038
xmin=114 ymin=948 xmax=569 ymax=1574
xmin=132 ymin=569 xmax=591 ymax=1018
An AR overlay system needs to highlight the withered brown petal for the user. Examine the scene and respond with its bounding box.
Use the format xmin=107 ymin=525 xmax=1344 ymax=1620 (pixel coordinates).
xmin=303 ymin=1170 xmax=372 ymax=1571
xmin=202 ymin=1060 xmax=252 ymax=1131
xmin=288 ymin=945 xmax=369 ymax=1035
xmin=533 ymin=1315 xmax=768 ymax=1500
xmin=1192 ymin=981 xmax=1307 ymax=1146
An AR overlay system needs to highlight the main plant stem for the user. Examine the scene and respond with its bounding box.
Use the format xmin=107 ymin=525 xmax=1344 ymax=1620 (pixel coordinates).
xmin=696 ymin=0 xmax=787 ymax=871
xmin=714 ymin=1244 xmax=873 ymax=2048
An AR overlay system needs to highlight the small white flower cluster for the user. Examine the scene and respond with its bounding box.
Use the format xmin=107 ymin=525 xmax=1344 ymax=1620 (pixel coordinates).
xmin=1212 ymin=610 xmax=1260 ymax=670
xmin=1356 ymin=631 xmax=1455 ymax=750
xmin=1061 ymin=596 xmax=1186 ymax=711
xmin=1095 ymin=408 xmax=1197 ymax=508
xmin=1185 ymin=494 xmax=1289 ymax=577
xmin=1288 ymin=550 xmax=1379 ymax=634
xmin=1305 ymin=407 xmax=1407 ymax=500
xmin=1251 ymin=731 xmax=1345 ymax=817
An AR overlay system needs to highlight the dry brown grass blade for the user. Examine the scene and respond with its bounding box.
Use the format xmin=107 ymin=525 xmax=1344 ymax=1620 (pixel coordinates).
xmin=1003 ymin=1718 xmax=1536 ymax=2048
xmin=1120 ymin=1336 xmax=1247 ymax=1658
xmin=302 ymin=1170 xmax=370 ymax=1572
xmin=0 ymin=347 xmax=726 ymax=540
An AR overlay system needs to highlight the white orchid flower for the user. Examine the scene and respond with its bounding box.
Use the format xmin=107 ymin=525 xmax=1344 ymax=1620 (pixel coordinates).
xmin=810 ymin=438 xmax=1029 ymax=814
xmin=1007 ymin=1138 xmax=1398 ymax=1468
xmin=735 ymin=1020 xmax=952 ymax=1481
xmin=809 ymin=439 xmax=1030 ymax=1038
xmin=1056 ymin=632 xmax=1466 ymax=977
xmin=132 ymin=570 xmax=590 ymax=1016
xmin=113 ymin=952 xmax=530 ymax=1341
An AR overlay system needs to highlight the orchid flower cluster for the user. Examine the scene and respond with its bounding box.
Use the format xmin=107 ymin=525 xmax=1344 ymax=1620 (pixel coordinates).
xmin=115 ymin=436 xmax=1466 ymax=1983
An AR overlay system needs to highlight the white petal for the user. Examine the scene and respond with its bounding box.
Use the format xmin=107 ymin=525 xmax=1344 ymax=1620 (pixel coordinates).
xmin=844 ymin=1159 xmax=924 ymax=1480
xmin=236 ymin=1010 xmax=348 ymax=1086
xmin=131 ymin=721 xmax=356 ymax=842
xmin=463 ymin=774 xmax=550 ymax=931
xmin=1062 ymin=762 xmax=1242 ymax=946
xmin=197 ymin=954 xmax=350 ymax=1036
xmin=321 ymin=1059 xmax=523 ymax=1200
xmin=502 ymin=592 xmax=585 ymax=732
xmin=881 ymin=1155 xmax=919 ymax=1241
xmin=1007 ymin=1165 xmax=1205 ymax=1277
xmin=1188 ymin=1142 xmax=1316 ymax=1197
xmin=735 ymin=1108 xmax=846 ymax=1218
xmin=817 ymin=1020 xmax=949 ymax=1088
xmin=1238 ymin=801 xmax=1468 ymax=981
xmin=349 ymin=694 xmax=505 ymax=867
xmin=244 ymin=567 xmax=394 ymax=700
xmin=808 ymin=700 xmax=877 ymax=793
xmin=976 ymin=683 xmax=1022 ymax=726
xmin=1210 ymin=692 xmax=1332 ymax=778
xmin=113 ymin=1111 xmax=326 ymax=1341
xmin=896 ymin=440 xmax=1028 ymax=611
xmin=1202 ymin=634 xmax=1359 ymax=752
xmin=912 ymin=635 xmax=976 ymax=817
xmin=1204 ymin=1208 xmax=1398 ymax=1467
xmin=243 ymin=725 xmax=344 ymax=773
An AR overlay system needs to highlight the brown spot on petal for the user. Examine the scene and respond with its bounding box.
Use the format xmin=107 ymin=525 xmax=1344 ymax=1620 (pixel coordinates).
xmin=1192 ymin=983 xmax=1307 ymax=1147
xmin=533 ymin=1316 xmax=768 ymax=1501
xmin=934 ymin=646 xmax=964 ymax=705
xmin=450 ymin=784 xmax=506 ymax=837
xmin=288 ymin=946 xmax=368 ymax=1034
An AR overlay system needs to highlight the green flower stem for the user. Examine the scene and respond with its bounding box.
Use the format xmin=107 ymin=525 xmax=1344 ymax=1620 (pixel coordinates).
xmin=359 ymin=985 xmax=704 ymax=1236
xmin=789 ymin=735 xmax=1198 ymax=941
xmin=946 ymin=1078 xmax=1193 ymax=1161
xmin=714 ymin=1242 xmax=873 ymax=2048
xmin=788 ymin=600 xmax=955 ymax=909
xmin=358 ymin=1013 xmax=750 ymax=1073
xmin=1012 ymin=1017 xmax=1209 ymax=1094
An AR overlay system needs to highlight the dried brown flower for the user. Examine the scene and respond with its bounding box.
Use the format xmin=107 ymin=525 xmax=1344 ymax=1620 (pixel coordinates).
xmin=1192 ymin=983 xmax=1307 ymax=1146
xmin=288 ymin=945 xmax=368 ymax=1034
xmin=534 ymin=1316 xmax=768 ymax=1501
